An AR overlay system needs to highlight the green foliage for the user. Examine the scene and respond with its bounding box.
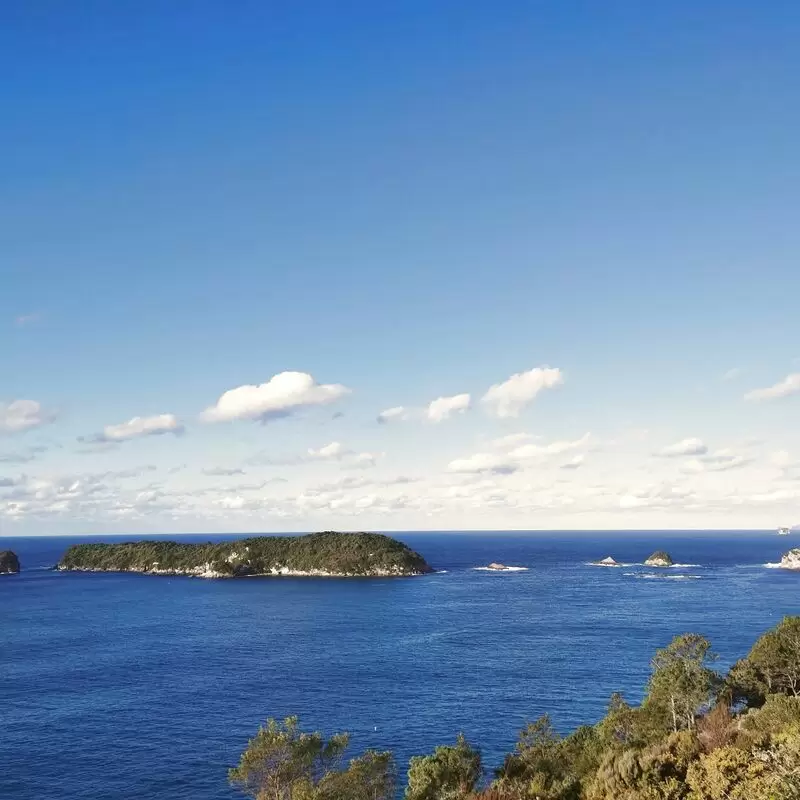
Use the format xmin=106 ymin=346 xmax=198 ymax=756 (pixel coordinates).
xmin=405 ymin=734 xmax=482 ymax=800
xmin=59 ymin=531 xmax=432 ymax=577
xmin=316 ymin=750 xmax=396 ymax=800
xmin=645 ymin=635 xmax=719 ymax=733
xmin=739 ymin=616 xmax=800 ymax=699
xmin=588 ymin=730 xmax=700 ymax=800
xmin=229 ymin=717 xmax=395 ymax=800
xmin=230 ymin=621 xmax=800 ymax=800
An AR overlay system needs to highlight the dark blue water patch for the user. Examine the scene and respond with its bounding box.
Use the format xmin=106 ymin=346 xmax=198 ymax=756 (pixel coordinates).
xmin=2 ymin=531 xmax=799 ymax=799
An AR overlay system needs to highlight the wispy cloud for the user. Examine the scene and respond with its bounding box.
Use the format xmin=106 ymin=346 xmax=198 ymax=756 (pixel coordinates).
xmin=0 ymin=400 xmax=58 ymax=434
xmin=14 ymin=312 xmax=42 ymax=327
xmin=80 ymin=414 xmax=184 ymax=444
xmin=745 ymin=373 xmax=800 ymax=402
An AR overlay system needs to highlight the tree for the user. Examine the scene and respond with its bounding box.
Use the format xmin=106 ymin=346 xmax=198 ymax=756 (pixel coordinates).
xmin=742 ymin=616 xmax=800 ymax=699
xmin=494 ymin=716 xmax=584 ymax=800
xmin=646 ymin=635 xmax=719 ymax=733
xmin=317 ymin=750 xmax=396 ymax=800
xmin=588 ymin=730 xmax=699 ymax=800
xmin=229 ymin=717 xmax=395 ymax=800
xmin=405 ymin=734 xmax=482 ymax=800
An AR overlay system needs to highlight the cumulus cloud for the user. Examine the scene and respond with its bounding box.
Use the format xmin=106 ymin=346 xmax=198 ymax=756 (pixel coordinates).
xmin=658 ymin=438 xmax=708 ymax=457
xmin=745 ymin=373 xmax=800 ymax=402
xmin=201 ymin=371 xmax=350 ymax=423
xmin=377 ymin=406 xmax=409 ymax=424
xmin=481 ymin=367 xmax=563 ymax=418
xmin=426 ymin=393 xmax=471 ymax=422
xmin=561 ymin=454 xmax=585 ymax=470
xmin=82 ymin=414 xmax=184 ymax=444
xmin=308 ymin=441 xmax=346 ymax=460
xmin=0 ymin=400 xmax=57 ymax=434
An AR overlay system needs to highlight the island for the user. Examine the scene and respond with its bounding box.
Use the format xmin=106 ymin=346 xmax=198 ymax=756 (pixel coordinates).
xmin=779 ymin=548 xmax=800 ymax=570
xmin=486 ymin=562 xmax=511 ymax=571
xmin=0 ymin=550 xmax=20 ymax=574
xmin=56 ymin=531 xmax=433 ymax=578
xmin=644 ymin=550 xmax=674 ymax=567
xmin=593 ymin=556 xmax=619 ymax=567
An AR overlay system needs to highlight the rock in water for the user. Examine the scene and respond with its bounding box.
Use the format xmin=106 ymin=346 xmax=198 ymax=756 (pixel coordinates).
xmin=0 ymin=550 xmax=20 ymax=574
xmin=487 ymin=562 xmax=510 ymax=571
xmin=780 ymin=549 xmax=800 ymax=570
xmin=644 ymin=551 xmax=674 ymax=567
xmin=595 ymin=556 xmax=619 ymax=566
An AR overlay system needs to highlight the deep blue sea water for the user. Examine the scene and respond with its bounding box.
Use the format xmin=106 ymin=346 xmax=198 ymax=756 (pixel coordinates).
xmin=3 ymin=531 xmax=800 ymax=799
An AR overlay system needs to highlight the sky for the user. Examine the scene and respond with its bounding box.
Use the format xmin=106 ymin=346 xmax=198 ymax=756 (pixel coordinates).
xmin=2 ymin=1 xmax=800 ymax=535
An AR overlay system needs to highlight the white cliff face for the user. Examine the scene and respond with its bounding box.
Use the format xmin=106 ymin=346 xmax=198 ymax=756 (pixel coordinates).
xmin=780 ymin=549 xmax=800 ymax=570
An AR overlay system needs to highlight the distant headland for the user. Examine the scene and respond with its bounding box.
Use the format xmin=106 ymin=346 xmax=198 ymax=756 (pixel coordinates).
xmin=0 ymin=550 xmax=20 ymax=574
xmin=57 ymin=531 xmax=433 ymax=578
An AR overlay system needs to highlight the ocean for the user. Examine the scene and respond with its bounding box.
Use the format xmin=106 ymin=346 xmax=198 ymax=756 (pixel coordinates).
xmin=2 ymin=531 xmax=799 ymax=799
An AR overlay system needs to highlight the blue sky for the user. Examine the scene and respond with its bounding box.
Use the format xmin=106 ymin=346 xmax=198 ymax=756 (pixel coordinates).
xmin=2 ymin=1 xmax=799 ymax=534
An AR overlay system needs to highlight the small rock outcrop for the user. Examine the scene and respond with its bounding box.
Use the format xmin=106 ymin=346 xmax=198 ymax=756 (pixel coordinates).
xmin=594 ymin=556 xmax=619 ymax=567
xmin=644 ymin=551 xmax=674 ymax=568
xmin=0 ymin=550 xmax=20 ymax=574
xmin=486 ymin=562 xmax=510 ymax=571
xmin=780 ymin=549 xmax=800 ymax=571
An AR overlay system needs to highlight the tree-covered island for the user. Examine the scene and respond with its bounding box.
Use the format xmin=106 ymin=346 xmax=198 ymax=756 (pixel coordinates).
xmin=57 ymin=531 xmax=433 ymax=578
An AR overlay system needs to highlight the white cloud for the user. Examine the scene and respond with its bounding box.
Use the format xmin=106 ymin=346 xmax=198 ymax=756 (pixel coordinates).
xmin=351 ymin=452 xmax=381 ymax=469
xmin=447 ymin=452 xmax=518 ymax=475
xmin=481 ymin=366 xmax=563 ymax=418
xmin=681 ymin=451 xmax=752 ymax=474
xmin=308 ymin=441 xmax=346 ymax=460
xmin=426 ymin=393 xmax=471 ymax=422
xmin=202 ymin=467 xmax=246 ymax=476
xmin=722 ymin=367 xmax=742 ymax=381
xmin=0 ymin=400 xmax=57 ymax=434
xmin=509 ymin=433 xmax=590 ymax=459
xmin=201 ymin=371 xmax=350 ymax=423
xmin=658 ymin=438 xmax=708 ymax=457
xmin=376 ymin=406 xmax=409 ymax=424
xmin=745 ymin=373 xmax=800 ymax=402
xmin=448 ymin=433 xmax=590 ymax=475
xmin=561 ymin=454 xmax=585 ymax=470
xmin=619 ymin=483 xmax=695 ymax=510
xmin=84 ymin=414 xmax=184 ymax=443
xmin=770 ymin=451 xmax=800 ymax=472
xmin=490 ymin=433 xmax=535 ymax=450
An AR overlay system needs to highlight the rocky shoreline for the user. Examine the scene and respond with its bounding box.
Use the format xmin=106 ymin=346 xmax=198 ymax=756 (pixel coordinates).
xmin=56 ymin=563 xmax=430 ymax=579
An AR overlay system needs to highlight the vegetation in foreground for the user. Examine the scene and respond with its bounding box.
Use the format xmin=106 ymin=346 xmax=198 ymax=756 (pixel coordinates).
xmin=230 ymin=617 xmax=800 ymax=799
xmin=58 ymin=531 xmax=432 ymax=577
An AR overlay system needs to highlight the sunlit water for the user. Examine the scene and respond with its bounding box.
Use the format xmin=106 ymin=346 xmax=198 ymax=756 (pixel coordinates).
xmin=3 ymin=531 xmax=799 ymax=799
